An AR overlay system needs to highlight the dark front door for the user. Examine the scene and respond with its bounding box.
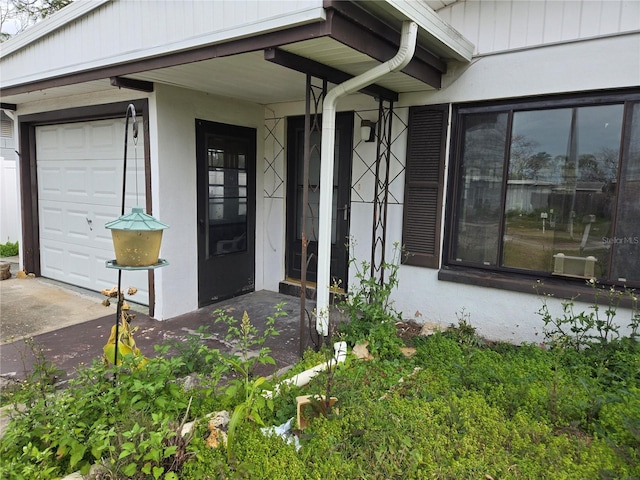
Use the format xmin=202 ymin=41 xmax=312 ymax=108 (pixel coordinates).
xmin=196 ymin=120 xmax=256 ymax=306
xmin=286 ymin=112 xmax=353 ymax=287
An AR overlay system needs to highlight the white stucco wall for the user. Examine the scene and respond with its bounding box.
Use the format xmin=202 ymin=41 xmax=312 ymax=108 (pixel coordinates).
xmin=261 ymin=27 xmax=639 ymax=344
xmin=151 ymin=84 xmax=265 ymax=320
xmin=265 ymin=87 xmax=637 ymax=345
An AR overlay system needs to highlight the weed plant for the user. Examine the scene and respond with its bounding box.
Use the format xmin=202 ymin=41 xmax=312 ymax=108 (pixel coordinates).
xmin=338 ymin=245 xmax=405 ymax=359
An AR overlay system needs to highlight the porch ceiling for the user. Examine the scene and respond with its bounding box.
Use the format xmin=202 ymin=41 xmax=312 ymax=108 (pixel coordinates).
xmin=2 ymin=37 xmax=436 ymax=107
xmin=126 ymin=38 xmax=433 ymax=105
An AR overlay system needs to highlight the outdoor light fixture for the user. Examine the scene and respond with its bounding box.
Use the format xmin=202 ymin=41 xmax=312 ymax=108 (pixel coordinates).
xmin=105 ymin=103 xmax=168 ymax=367
xmin=360 ymin=119 xmax=376 ymax=143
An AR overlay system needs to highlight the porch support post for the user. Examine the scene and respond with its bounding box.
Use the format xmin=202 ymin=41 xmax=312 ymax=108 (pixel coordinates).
xmin=316 ymin=21 xmax=418 ymax=336
xmin=299 ymin=75 xmax=326 ymax=355
xmin=370 ymin=99 xmax=394 ymax=285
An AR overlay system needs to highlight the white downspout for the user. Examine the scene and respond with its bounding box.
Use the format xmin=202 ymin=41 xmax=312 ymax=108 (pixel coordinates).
xmin=316 ymin=20 xmax=418 ymax=336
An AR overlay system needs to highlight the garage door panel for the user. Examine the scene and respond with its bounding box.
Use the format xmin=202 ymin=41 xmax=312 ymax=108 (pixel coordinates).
xmin=38 ymin=162 xmax=143 ymax=206
xmin=66 ymin=168 xmax=90 ymax=197
xmin=36 ymin=119 xmax=150 ymax=306
xmin=41 ymin=238 xmax=149 ymax=304
xmin=37 ymin=127 xmax=61 ymax=155
xmin=39 ymin=204 xmax=65 ymax=239
xmin=38 ymin=166 xmax=64 ymax=196
xmin=67 ymin=251 xmax=92 ymax=284
xmin=67 ymin=209 xmax=93 ymax=241
xmin=39 ymin=200 xmax=120 ymax=247
xmin=41 ymin=244 xmax=65 ymax=276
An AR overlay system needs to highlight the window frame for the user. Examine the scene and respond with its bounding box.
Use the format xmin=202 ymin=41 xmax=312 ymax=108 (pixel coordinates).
xmin=443 ymin=89 xmax=640 ymax=294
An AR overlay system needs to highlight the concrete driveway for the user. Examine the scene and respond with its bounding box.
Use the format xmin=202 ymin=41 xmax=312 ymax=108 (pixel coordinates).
xmin=0 ymin=259 xmax=119 ymax=345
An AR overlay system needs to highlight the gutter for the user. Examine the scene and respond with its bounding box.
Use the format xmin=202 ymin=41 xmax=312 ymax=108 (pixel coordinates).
xmin=315 ymin=20 xmax=418 ymax=336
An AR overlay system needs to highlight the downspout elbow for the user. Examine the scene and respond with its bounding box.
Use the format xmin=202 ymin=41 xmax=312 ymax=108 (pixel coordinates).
xmin=324 ymin=21 xmax=418 ymax=108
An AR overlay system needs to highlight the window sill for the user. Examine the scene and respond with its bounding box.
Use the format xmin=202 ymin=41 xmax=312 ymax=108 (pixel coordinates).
xmin=438 ymin=266 xmax=637 ymax=309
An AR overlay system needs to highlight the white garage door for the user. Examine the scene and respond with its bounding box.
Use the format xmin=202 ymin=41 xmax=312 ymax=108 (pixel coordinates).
xmin=36 ymin=118 xmax=150 ymax=305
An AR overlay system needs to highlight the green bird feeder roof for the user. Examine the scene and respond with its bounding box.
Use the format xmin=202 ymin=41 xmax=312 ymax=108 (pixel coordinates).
xmin=105 ymin=206 xmax=169 ymax=231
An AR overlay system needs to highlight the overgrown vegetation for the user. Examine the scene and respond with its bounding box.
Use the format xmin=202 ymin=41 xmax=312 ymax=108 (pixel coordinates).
xmin=0 ymin=239 xmax=18 ymax=257
xmin=1 ymin=271 xmax=639 ymax=478
xmin=337 ymin=246 xmax=405 ymax=359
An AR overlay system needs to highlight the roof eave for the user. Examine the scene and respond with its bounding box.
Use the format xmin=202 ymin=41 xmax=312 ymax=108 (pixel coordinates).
xmin=362 ymin=0 xmax=474 ymax=62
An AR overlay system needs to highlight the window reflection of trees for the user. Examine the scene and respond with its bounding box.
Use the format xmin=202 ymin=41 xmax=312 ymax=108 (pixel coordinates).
xmin=452 ymin=100 xmax=640 ymax=284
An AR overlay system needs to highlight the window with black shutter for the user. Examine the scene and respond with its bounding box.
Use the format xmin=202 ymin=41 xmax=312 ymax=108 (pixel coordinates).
xmin=402 ymin=104 xmax=449 ymax=268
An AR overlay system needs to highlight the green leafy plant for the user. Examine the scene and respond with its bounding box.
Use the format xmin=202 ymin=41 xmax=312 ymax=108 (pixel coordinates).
xmin=214 ymin=306 xmax=283 ymax=460
xmin=0 ymin=239 xmax=18 ymax=257
xmin=536 ymin=280 xmax=636 ymax=351
xmin=445 ymin=308 xmax=484 ymax=349
xmin=339 ymin=244 xmax=404 ymax=359
xmin=155 ymin=324 xmax=223 ymax=377
xmin=0 ymin=354 xmax=191 ymax=478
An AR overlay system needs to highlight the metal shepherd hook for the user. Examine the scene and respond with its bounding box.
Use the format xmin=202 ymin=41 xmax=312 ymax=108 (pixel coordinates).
xmin=113 ymin=104 xmax=138 ymax=367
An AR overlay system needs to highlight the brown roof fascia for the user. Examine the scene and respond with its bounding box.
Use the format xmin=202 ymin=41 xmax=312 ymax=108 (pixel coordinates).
xmin=0 ymin=21 xmax=333 ymax=98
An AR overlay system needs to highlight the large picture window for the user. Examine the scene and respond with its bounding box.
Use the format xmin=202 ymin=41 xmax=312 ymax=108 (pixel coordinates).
xmin=448 ymin=93 xmax=640 ymax=287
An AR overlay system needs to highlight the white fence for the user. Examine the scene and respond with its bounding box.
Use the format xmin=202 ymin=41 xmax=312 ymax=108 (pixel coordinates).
xmin=0 ymin=154 xmax=20 ymax=245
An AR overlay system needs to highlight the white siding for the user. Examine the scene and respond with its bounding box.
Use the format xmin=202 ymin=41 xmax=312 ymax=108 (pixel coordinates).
xmin=1 ymin=0 xmax=325 ymax=87
xmin=438 ymin=0 xmax=640 ymax=55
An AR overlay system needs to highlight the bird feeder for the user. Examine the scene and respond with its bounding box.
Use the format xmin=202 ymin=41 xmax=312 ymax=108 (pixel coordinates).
xmin=104 ymin=103 xmax=169 ymax=370
xmin=105 ymin=206 xmax=169 ymax=268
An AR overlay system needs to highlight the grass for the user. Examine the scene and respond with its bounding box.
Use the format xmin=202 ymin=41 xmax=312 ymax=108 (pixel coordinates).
xmin=1 ymin=325 xmax=638 ymax=479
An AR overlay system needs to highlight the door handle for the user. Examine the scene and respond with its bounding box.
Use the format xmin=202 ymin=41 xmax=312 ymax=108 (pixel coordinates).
xmin=337 ymin=204 xmax=350 ymax=221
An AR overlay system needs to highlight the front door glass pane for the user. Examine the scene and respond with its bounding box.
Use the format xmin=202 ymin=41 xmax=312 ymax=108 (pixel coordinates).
xmin=206 ymin=139 xmax=248 ymax=256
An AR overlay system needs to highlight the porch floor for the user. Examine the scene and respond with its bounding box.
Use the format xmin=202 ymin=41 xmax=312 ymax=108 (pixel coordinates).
xmin=0 ymin=272 xmax=321 ymax=383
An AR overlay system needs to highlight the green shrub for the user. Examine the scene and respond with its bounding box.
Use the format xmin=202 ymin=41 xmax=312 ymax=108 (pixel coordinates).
xmin=0 ymin=239 xmax=18 ymax=257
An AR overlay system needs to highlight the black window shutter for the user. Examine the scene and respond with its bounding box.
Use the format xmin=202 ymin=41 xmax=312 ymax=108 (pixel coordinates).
xmin=402 ymin=104 xmax=448 ymax=268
